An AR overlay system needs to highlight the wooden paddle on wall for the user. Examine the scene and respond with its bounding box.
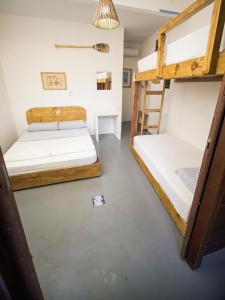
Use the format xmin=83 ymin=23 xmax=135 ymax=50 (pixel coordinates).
xmin=55 ymin=43 xmax=109 ymax=53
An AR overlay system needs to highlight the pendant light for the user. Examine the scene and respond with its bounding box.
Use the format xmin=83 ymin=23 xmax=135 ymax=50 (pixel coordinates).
xmin=93 ymin=0 xmax=120 ymax=30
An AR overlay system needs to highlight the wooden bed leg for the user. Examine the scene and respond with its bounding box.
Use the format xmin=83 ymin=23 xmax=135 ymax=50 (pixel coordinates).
xmin=129 ymin=144 xmax=187 ymax=236
xmin=130 ymin=80 xmax=140 ymax=145
xmin=203 ymin=0 xmax=225 ymax=74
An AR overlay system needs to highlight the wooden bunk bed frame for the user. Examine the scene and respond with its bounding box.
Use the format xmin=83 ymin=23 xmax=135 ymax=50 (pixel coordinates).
xmin=135 ymin=0 xmax=225 ymax=82
xmin=130 ymin=0 xmax=225 ymax=269
xmin=10 ymin=106 xmax=101 ymax=191
xmin=129 ymin=145 xmax=187 ymax=235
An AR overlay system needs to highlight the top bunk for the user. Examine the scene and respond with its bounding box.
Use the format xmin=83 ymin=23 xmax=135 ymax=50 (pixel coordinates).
xmin=135 ymin=0 xmax=225 ymax=81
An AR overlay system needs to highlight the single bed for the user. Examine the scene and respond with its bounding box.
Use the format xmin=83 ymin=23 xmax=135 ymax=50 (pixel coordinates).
xmin=138 ymin=24 xmax=225 ymax=73
xmin=131 ymin=134 xmax=204 ymax=235
xmin=5 ymin=106 xmax=101 ymax=191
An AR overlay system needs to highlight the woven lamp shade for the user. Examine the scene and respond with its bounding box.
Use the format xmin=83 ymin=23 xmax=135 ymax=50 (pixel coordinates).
xmin=93 ymin=0 xmax=120 ymax=30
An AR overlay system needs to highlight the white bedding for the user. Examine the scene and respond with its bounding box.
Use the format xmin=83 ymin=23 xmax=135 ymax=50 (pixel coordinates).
xmin=175 ymin=167 xmax=200 ymax=194
xmin=138 ymin=24 xmax=225 ymax=72
xmin=4 ymin=128 xmax=97 ymax=175
xmin=133 ymin=134 xmax=203 ymax=222
xmin=18 ymin=128 xmax=89 ymax=142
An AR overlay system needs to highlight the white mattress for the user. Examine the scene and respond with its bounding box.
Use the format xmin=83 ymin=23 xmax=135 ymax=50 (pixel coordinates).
xmin=133 ymin=134 xmax=203 ymax=221
xmin=4 ymin=128 xmax=97 ymax=175
xmin=138 ymin=24 xmax=225 ymax=72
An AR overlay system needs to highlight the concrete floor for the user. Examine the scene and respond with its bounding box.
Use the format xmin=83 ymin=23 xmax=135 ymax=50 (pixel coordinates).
xmin=15 ymin=122 xmax=225 ymax=300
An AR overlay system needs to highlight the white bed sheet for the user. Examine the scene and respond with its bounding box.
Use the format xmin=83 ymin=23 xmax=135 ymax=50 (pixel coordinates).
xmin=133 ymin=134 xmax=203 ymax=222
xmin=4 ymin=128 xmax=97 ymax=175
xmin=138 ymin=24 xmax=225 ymax=72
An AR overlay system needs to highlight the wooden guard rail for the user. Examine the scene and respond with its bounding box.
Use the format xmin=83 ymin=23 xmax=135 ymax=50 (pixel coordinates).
xmin=157 ymin=0 xmax=225 ymax=77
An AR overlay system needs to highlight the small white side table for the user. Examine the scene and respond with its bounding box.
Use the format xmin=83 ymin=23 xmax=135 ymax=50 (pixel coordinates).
xmin=94 ymin=111 xmax=121 ymax=142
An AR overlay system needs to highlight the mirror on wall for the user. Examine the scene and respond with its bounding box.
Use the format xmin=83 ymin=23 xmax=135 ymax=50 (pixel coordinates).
xmin=97 ymin=71 xmax=112 ymax=90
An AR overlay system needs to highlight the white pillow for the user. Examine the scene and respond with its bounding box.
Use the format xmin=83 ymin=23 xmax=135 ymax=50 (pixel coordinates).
xmin=58 ymin=120 xmax=87 ymax=130
xmin=27 ymin=122 xmax=58 ymax=132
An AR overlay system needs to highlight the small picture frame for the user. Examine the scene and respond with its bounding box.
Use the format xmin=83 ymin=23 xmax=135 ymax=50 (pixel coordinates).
xmin=123 ymin=68 xmax=132 ymax=88
xmin=41 ymin=72 xmax=67 ymax=90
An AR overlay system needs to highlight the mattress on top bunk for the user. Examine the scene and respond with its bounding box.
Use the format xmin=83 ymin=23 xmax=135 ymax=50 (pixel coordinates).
xmin=4 ymin=128 xmax=97 ymax=176
xmin=138 ymin=24 xmax=225 ymax=72
xmin=133 ymin=134 xmax=203 ymax=222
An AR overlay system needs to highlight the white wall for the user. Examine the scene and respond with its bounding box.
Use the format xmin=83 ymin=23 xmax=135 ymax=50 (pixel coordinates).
xmin=140 ymin=4 xmax=213 ymax=59
xmin=122 ymin=56 xmax=138 ymax=121
xmin=139 ymin=3 xmax=220 ymax=151
xmin=139 ymin=31 xmax=158 ymax=58
xmin=0 ymin=61 xmax=17 ymax=153
xmin=0 ymin=14 xmax=124 ymax=137
xmin=164 ymin=81 xmax=219 ymax=150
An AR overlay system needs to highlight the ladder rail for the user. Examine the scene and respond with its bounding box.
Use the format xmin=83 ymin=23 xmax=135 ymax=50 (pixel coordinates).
xmin=138 ymin=80 xmax=166 ymax=135
xmin=140 ymin=82 xmax=148 ymax=135
xmin=157 ymin=81 xmax=166 ymax=134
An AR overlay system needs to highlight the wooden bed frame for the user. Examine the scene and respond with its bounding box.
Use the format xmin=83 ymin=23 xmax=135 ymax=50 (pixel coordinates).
xmin=130 ymin=0 xmax=225 ymax=269
xmin=130 ymin=75 xmax=225 ymax=269
xmin=135 ymin=0 xmax=225 ymax=81
xmin=10 ymin=106 xmax=101 ymax=191
xmin=129 ymin=144 xmax=187 ymax=236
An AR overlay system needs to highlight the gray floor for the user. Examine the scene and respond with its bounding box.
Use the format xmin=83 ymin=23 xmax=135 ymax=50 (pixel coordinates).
xmin=15 ymin=122 xmax=225 ymax=300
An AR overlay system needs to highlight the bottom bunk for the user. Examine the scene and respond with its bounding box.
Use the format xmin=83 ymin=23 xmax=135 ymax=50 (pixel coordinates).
xmin=130 ymin=134 xmax=204 ymax=236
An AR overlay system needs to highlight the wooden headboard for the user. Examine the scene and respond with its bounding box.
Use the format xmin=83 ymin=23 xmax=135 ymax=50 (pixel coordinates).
xmin=26 ymin=106 xmax=86 ymax=124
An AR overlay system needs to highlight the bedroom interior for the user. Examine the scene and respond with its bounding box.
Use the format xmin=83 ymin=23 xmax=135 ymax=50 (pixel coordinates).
xmin=0 ymin=0 xmax=225 ymax=299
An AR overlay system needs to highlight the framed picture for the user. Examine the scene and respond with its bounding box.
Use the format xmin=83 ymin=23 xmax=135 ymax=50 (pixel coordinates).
xmin=41 ymin=72 xmax=67 ymax=90
xmin=123 ymin=68 xmax=132 ymax=88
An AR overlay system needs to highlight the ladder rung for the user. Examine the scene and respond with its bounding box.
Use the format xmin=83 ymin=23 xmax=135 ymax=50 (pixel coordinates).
xmin=143 ymin=125 xmax=159 ymax=129
xmin=144 ymin=109 xmax=160 ymax=113
xmin=146 ymin=90 xmax=163 ymax=95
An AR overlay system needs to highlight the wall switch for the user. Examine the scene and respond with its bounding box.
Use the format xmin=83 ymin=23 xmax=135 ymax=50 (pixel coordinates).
xmin=68 ymin=90 xmax=73 ymax=96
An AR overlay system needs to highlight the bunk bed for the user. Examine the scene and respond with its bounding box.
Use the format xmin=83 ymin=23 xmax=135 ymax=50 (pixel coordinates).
xmin=4 ymin=106 xmax=101 ymax=191
xmin=138 ymin=24 xmax=225 ymax=75
xmin=130 ymin=0 xmax=225 ymax=269
xmin=135 ymin=0 xmax=225 ymax=81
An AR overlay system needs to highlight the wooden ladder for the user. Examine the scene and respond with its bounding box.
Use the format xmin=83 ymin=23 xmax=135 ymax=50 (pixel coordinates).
xmin=139 ymin=81 xmax=166 ymax=135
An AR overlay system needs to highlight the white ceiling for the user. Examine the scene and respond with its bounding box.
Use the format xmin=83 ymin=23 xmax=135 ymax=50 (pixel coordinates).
xmin=0 ymin=0 xmax=174 ymax=42
xmin=76 ymin=0 xmax=193 ymax=14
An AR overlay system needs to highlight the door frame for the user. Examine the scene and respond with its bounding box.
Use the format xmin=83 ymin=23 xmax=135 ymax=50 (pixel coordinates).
xmin=181 ymin=74 xmax=225 ymax=269
xmin=0 ymin=148 xmax=44 ymax=299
